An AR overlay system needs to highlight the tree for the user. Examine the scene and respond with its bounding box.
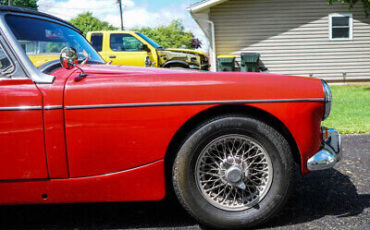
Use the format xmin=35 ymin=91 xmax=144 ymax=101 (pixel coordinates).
xmin=134 ymin=20 xmax=200 ymax=49
xmin=328 ymin=0 xmax=369 ymax=17
xmin=70 ymin=12 xmax=117 ymax=36
xmin=0 ymin=0 xmax=37 ymax=10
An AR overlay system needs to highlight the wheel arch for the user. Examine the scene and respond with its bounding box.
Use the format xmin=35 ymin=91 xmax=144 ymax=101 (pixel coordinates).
xmin=164 ymin=104 xmax=300 ymax=193
xmin=162 ymin=60 xmax=189 ymax=68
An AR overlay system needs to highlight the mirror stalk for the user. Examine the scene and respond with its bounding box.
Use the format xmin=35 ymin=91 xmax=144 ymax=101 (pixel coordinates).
xmin=72 ymin=63 xmax=87 ymax=81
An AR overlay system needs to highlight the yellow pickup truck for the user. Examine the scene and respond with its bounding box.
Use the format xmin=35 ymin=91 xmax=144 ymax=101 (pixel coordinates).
xmin=86 ymin=31 xmax=209 ymax=70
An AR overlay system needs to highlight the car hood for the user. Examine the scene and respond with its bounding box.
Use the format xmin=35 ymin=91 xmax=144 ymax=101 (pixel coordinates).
xmin=165 ymin=48 xmax=206 ymax=56
xmin=80 ymin=64 xmax=200 ymax=75
xmin=66 ymin=64 xmax=324 ymax=110
xmin=77 ymin=64 xmax=323 ymax=95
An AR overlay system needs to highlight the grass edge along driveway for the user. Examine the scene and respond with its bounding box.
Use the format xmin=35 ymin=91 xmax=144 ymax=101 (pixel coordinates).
xmin=322 ymin=84 xmax=370 ymax=134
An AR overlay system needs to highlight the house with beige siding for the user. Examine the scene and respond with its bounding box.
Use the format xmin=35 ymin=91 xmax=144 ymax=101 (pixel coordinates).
xmin=189 ymin=0 xmax=370 ymax=82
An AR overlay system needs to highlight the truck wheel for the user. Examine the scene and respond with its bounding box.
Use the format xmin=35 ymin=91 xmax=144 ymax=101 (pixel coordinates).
xmin=172 ymin=115 xmax=294 ymax=229
xmin=168 ymin=65 xmax=188 ymax=70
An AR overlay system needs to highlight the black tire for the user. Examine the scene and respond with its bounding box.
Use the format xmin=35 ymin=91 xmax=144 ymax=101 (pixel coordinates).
xmin=168 ymin=66 xmax=188 ymax=70
xmin=172 ymin=115 xmax=294 ymax=229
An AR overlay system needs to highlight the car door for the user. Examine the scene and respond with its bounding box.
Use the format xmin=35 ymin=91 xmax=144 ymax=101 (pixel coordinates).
xmin=0 ymin=39 xmax=48 ymax=180
xmin=64 ymin=73 xmax=168 ymax=178
xmin=107 ymin=33 xmax=148 ymax=66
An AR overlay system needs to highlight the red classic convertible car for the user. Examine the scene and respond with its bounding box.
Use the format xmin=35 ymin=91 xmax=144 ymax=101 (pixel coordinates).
xmin=0 ymin=6 xmax=341 ymax=229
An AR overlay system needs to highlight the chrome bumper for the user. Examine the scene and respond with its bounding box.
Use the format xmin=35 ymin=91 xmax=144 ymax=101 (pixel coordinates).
xmin=307 ymin=128 xmax=341 ymax=171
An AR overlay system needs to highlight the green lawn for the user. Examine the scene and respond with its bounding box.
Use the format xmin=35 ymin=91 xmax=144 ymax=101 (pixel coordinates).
xmin=322 ymin=84 xmax=370 ymax=134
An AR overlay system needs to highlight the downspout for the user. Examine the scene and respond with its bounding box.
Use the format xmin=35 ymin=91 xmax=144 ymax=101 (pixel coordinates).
xmin=197 ymin=19 xmax=216 ymax=72
xmin=189 ymin=11 xmax=217 ymax=72
xmin=208 ymin=20 xmax=217 ymax=72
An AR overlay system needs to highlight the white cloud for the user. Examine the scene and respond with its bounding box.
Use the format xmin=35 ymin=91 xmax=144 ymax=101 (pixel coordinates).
xmin=37 ymin=0 xmax=209 ymax=51
xmin=38 ymin=0 xmax=135 ymax=23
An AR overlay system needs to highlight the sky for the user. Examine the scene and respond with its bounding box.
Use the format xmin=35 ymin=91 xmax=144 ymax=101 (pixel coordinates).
xmin=37 ymin=0 xmax=209 ymax=50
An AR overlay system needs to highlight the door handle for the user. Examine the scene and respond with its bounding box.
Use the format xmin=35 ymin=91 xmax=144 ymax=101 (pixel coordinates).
xmin=109 ymin=56 xmax=116 ymax=59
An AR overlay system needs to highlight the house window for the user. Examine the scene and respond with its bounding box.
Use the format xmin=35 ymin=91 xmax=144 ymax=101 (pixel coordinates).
xmin=329 ymin=14 xmax=352 ymax=40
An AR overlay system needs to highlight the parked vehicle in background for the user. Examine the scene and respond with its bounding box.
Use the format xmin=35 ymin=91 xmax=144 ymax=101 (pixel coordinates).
xmin=0 ymin=6 xmax=341 ymax=230
xmin=86 ymin=31 xmax=209 ymax=70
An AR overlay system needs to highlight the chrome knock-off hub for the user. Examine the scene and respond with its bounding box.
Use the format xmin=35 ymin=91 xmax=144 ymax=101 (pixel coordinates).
xmin=221 ymin=157 xmax=248 ymax=190
xmin=225 ymin=166 xmax=243 ymax=183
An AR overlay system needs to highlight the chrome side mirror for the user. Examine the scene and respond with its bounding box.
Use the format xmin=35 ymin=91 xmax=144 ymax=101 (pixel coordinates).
xmin=60 ymin=47 xmax=87 ymax=81
xmin=60 ymin=47 xmax=78 ymax=69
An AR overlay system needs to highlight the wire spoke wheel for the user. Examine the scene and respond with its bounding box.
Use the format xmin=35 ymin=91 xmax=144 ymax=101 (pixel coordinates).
xmin=195 ymin=134 xmax=273 ymax=211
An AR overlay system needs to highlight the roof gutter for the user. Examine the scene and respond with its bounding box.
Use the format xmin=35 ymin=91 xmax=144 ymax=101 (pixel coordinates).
xmin=189 ymin=0 xmax=227 ymax=14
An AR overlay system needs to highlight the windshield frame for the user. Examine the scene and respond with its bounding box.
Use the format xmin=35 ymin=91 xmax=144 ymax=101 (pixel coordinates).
xmin=135 ymin=32 xmax=162 ymax=49
xmin=0 ymin=12 xmax=105 ymax=83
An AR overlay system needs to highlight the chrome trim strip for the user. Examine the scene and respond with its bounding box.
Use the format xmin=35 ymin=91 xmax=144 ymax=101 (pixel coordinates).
xmin=44 ymin=105 xmax=63 ymax=110
xmin=70 ymin=159 xmax=164 ymax=179
xmin=0 ymin=106 xmax=42 ymax=111
xmin=65 ymin=98 xmax=324 ymax=110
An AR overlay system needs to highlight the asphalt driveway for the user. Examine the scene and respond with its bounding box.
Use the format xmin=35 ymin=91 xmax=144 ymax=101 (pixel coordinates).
xmin=0 ymin=135 xmax=369 ymax=229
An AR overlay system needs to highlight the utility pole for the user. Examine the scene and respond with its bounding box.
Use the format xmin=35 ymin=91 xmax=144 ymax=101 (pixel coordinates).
xmin=117 ymin=0 xmax=124 ymax=30
xmin=8 ymin=0 xmax=12 ymax=6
